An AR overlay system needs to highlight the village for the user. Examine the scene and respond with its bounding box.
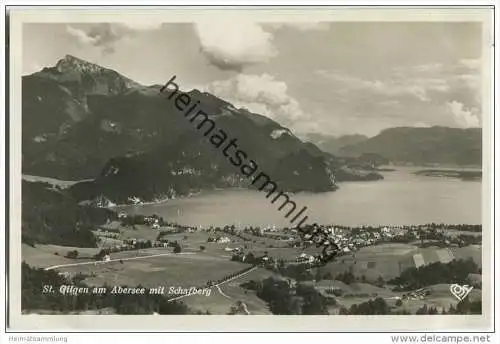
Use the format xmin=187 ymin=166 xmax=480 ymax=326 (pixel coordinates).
xmin=90 ymin=210 xmax=481 ymax=271
xmin=22 ymin=206 xmax=481 ymax=316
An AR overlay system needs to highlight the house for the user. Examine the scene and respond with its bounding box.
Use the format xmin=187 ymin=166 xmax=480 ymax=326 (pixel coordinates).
xmin=216 ymin=236 xmax=231 ymax=244
xmin=296 ymin=253 xmax=315 ymax=263
xmin=152 ymin=223 xmax=160 ymax=229
xmin=94 ymin=195 xmax=116 ymax=208
xmin=127 ymin=196 xmax=142 ymax=205
xmin=102 ymin=254 xmax=111 ymax=262
xmin=124 ymin=238 xmax=137 ymax=245
xmin=118 ymin=212 xmax=128 ymax=219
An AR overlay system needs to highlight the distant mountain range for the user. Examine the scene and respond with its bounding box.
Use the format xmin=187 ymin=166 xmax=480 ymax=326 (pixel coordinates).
xmin=338 ymin=127 xmax=481 ymax=166
xmin=23 ymin=56 xmax=480 ymax=204
xmin=304 ymin=133 xmax=368 ymax=156
xmin=306 ymin=127 xmax=481 ymax=167
xmin=23 ymin=55 xmax=383 ymax=203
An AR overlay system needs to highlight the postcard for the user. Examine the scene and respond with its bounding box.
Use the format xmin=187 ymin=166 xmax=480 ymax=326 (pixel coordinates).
xmin=6 ymin=6 xmax=494 ymax=331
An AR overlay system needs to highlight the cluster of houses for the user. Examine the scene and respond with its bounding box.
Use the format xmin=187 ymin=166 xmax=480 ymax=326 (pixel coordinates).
xmin=295 ymin=225 xmax=433 ymax=253
xmin=242 ymin=225 xmax=295 ymax=241
xmin=93 ymin=194 xmax=116 ymax=208
xmin=401 ymin=288 xmax=431 ymax=301
xmin=170 ymin=167 xmax=200 ymax=176
xmin=207 ymin=236 xmax=231 ymax=244
xmin=127 ymin=196 xmax=143 ymax=205
xmin=143 ymin=215 xmax=161 ymax=229
xmin=99 ymin=238 xmax=170 ymax=254
xmin=296 ymin=253 xmax=316 ymax=264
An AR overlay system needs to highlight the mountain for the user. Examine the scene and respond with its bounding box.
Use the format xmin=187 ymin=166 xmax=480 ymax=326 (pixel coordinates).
xmin=23 ymin=55 xmax=378 ymax=203
xmin=22 ymin=55 xmax=149 ymax=178
xmin=339 ymin=126 xmax=481 ymax=166
xmin=22 ymin=180 xmax=115 ymax=247
xmin=305 ymin=133 xmax=368 ymax=155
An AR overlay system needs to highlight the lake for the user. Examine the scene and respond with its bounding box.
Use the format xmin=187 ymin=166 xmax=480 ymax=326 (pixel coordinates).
xmin=120 ymin=167 xmax=482 ymax=227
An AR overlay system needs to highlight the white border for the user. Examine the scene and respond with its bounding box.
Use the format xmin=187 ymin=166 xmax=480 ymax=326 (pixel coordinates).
xmin=5 ymin=4 xmax=496 ymax=333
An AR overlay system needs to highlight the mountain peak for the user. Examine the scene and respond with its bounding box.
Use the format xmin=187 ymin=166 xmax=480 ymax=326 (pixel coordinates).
xmin=63 ymin=54 xmax=86 ymax=62
xmin=55 ymin=54 xmax=104 ymax=74
xmin=47 ymin=54 xmax=142 ymax=92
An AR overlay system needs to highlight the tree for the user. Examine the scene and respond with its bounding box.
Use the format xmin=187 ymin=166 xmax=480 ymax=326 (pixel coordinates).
xmin=66 ymin=250 xmax=79 ymax=259
xmin=375 ymin=276 xmax=385 ymax=287
xmin=415 ymin=305 xmax=429 ymax=314
xmin=335 ymin=271 xmax=355 ymax=285
xmin=94 ymin=249 xmax=108 ymax=261
xmin=199 ymin=245 xmax=206 ymax=251
xmin=21 ymin=262 xmax=191 ymax=315
xmin=389 ymin=259 xmax=479 ymax=291
xmin=348 ymin=297 xmax=390 ymax=315
xmin=395 ymin=299 xmax=403 ymax=307
xmin=322 ymin=271 xmax=333 ymax=280
xmin=257 ymin=277 xmax=295 ymax=314
xmin=296 ymin=284 xmax=329 ymax=315
xmin=338 ymin=306 xmax=350 ymax=315
xmin=244 ymin=252 xmax=256 ymax=264
xmin=173 ymin=244 xmax=182 ymax=254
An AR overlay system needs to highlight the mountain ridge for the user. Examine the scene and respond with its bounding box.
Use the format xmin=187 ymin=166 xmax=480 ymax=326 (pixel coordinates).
xmin=338 ymin=126 xmax=481 ymax=166
xmin=23 ymin=55 xmax=379 ymax=203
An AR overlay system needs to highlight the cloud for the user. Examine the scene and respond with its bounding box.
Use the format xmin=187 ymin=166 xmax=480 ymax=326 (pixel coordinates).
xmin=120 ymin=19 xmax=163 ymax=31
xmin=304 ymin=59 xmax=483 ymax=135
xmin=315 ymin=58 xmax=484 ymax=107
xmin=192 ymin=20 xmax=330 ymax=72
xmin=315 ymin=69 xmax=449 ymax=102
xmin=459 ymin=58 xmax=481 ymax=70
xmin=66 ymin=24 xmax=132 ymax=54
xmin=202 ymin=74 xmax=309 ymax=129
xmin=193 ymin=19 xmax=277 ymax=72
xmin=412 ymin=63 xmax=444 ymax=73
xmin=66 ymin=21 xmax=162 ymax=55
xmin=66 ymin=25 xmax=99 ymax=45
xmin=445 ymin=101 xmax=480 ymax=128
xmin=266 ymin=22 xmax=330 ymax=31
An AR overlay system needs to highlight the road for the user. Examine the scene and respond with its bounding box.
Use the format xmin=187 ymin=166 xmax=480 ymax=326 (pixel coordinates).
xmin=214 ymin=285 xmax=250 ymax=314
xmin=241 ymin=302 xmax=250 ymax=315
xmin=44 ymin=252 xmax=195 ymax=271
xmin=167 ymin=266 xmax=258 ymax=302
xmin=44 ymin=249 xmax=255 ymax=314
xmin=215 ymin=285 xmax=231 ymax=299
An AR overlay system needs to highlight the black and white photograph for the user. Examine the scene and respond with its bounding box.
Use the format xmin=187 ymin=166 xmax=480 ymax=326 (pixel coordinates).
xmin=5 ymin=6 xmax=495 ymax=332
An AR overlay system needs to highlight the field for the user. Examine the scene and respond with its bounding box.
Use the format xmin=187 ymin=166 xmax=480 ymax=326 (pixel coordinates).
xmin=22 ymin=224 xmax=483 ymax=315
xmin=22 ymin=243 xmax=100 ymax=268
xmin=319 ymin=243 xmax=419 ymax=280
xmin=319 ymin=243 xmax=482 ymax=281
xmin=54 ymin=248 xmax=249 ymax=288
xmin=181 ymin=268 xmax=275 ymax=315
xmin=22 ymin=174 xmax=92 ymax=188
xmin=450 ymin=245 xmax=482 ymax=267
xmin=396 ymin=284 xmax=482 ymax=314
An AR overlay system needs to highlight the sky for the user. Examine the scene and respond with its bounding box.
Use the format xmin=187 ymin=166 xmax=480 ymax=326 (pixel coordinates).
xmin=22 ymin=20 xmax=483 ymax=137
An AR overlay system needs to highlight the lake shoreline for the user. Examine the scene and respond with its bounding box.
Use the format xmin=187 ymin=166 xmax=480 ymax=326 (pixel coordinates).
xmin=414 ymin=169 xmax=482 ymax=181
